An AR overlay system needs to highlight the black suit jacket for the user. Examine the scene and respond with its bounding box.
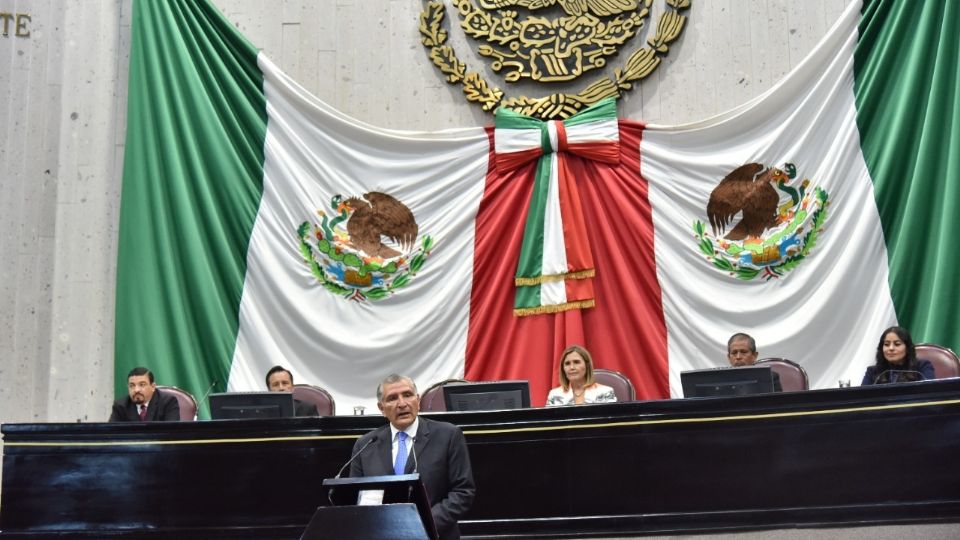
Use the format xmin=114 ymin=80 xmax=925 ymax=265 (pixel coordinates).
xmin=861 ymin=359 xmax=935 ymax=385
xmin=109 ymin=388 xmax=181 ymax=422
xmin=349 ymin=417 xmax=475 ymax=540
xmin=294 ymin=398 xmax=319 ymax=417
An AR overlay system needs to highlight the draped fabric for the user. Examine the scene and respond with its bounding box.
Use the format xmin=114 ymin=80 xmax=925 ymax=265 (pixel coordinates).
xmin=642 ymin=2 xmax=897 ymax=393
xmin=855 ymin=0 xmax=960 ymax=349
xmin=117 ymin=0 xmax=960 ymax=414
xmin=467 ymin=121 xmax=668 ymax=404
xmin=494 ymin=99 xmax=621 ymax=316
xmin=228 ymin=57 xmax=491 ymax=410
xmin=116 ymin=0 xmax=266 ymax=401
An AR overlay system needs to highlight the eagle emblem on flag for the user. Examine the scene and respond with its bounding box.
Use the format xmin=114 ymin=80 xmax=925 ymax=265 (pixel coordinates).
xmin=297 ymin=192 xmax=434 ymax=301
xmin=692 ymin=162 xmax=830 ymax=281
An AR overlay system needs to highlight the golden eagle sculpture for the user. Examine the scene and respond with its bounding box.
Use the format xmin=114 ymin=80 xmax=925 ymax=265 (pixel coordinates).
xmin=337 ymin=192 xmax=418 ymax=259
xmin=706 ymin=163 xmax=796 ymax=242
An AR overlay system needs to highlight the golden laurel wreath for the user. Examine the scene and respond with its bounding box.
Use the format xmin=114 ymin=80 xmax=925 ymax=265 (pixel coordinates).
xmin=419 ymin=0 xmax=691 ymax=119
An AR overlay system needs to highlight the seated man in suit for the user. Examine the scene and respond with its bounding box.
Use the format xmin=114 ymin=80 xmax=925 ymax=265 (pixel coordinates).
xmin=265 ymin=365 xmax=319 ymax=417
xmin=109 ymin=366 xmax=181 ymax=422
xmin=350 ymin=374 xmax=475 ymax=540
xmin=727 ymin=333 xmax=782 ymax=392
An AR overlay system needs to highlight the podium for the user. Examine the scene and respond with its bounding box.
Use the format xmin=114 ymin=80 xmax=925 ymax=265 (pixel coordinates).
xmin=301 ymin=474 xmax=438 ymax=540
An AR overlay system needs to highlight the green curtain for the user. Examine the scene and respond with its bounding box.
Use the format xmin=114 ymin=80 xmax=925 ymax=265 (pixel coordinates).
xmin=856 ymin=0 xmax=960 ymax=348
xmin=115 ymin=0 xmax=267 ymax=414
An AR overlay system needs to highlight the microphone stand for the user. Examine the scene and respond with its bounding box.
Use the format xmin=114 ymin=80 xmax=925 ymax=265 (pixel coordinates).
xmin=408 ymin=436 xmax=419 ymax=501
xmin=328 ymin=436 xmax=377 ymax=506
xmin=196 ymin=380 xmax=218 ymax=420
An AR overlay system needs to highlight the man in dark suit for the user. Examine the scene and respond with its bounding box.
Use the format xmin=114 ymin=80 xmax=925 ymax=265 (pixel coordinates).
xmin=350 ymin=374 xmax=475 ymax=540
xmin=728 ymin=333 xmax=783 ymax=392
xmin=109 ymin=366 xmax=181 ymax=422
xmin=265 ymin=365 xmax=320 ymax=417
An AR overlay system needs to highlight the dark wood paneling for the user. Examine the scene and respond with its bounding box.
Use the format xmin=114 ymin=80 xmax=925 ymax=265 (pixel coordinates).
xmin=3 ymin=381 xmax=960 ymax=538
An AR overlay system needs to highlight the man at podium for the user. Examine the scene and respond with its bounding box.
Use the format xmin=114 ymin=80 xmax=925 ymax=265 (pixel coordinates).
xmin=350 ymin=374 xmax=476 ymax=540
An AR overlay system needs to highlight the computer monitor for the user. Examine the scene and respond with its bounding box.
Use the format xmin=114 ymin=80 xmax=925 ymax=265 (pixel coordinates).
xmin=680 ymin=366 xmax=775 ymax=398
xmin=208 ymin=392 xmax=295 ymax=420
xmin=442 ymin=381 xmax=531 ymax=411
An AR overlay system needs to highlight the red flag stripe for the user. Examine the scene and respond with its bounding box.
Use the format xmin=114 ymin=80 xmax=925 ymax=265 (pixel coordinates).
xmin=466 ymin=122 xmax=668 ymax=406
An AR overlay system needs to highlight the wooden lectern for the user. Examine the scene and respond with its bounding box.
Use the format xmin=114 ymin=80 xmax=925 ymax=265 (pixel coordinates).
xmin=301 ymin=474 xmax=438 ymax=540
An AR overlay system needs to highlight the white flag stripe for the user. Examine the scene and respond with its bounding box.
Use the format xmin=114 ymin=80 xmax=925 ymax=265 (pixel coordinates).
xmin=495 ymin=119 xmax=620 ymax=155
xmin=229 ymin=56 xmax=491 ymax=410
xmin=643 ymin=2 xmax=896 ymax=396
xmin=540 ymin=153 xmax=569 ymax=306
xmin=564 ymin=119 xmax=619 ymax=144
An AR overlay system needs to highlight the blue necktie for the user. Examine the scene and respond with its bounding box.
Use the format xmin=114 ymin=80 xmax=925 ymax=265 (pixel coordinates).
xmin=394 ymin=432 xmax=408 ymax=475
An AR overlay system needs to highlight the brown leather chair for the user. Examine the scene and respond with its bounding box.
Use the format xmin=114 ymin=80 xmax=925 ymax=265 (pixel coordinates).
xmin=292 ymin=384 xmax=336 ymax=416
xmin=593 ymin=368 xmax=636 ymax=402
xmin=420 ymin=379 xmax=469 ymax=411
xmin=915 ymin=343 xmax=960 ymax=379
xmin=156 ymin=385 xmax=198 ymax=421
xmin=756 ymin=358 xmax=809 ymax=392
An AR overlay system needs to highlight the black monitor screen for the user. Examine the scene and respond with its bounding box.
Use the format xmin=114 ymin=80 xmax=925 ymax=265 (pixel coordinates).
xmin=680 ymin=366 xmax=775 ymax=398
xmin=442 ymin=381 xmax=531 ymax=411
xmin=209 ymin=392 xmax=295 ymax=420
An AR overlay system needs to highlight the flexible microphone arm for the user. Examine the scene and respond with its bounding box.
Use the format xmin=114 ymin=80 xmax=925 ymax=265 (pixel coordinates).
xmin=410 ymin=435 xmax=419 ymax=474
xmin=196 ymin=379 xmax=218 ymax=420
xmin=328 ymin=435 xmax=378 ymax=506
xmin=408 ymin=435 xmax=419 ymax=500
xmin=335 ymin=436 xmax=377 ymax=479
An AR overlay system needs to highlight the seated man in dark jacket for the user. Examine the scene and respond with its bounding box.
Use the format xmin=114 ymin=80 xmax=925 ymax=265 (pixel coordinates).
xmin=109 ymin=366 xmax=181 ymax=421
xmin=265 ymin=365 xmax=319 ymax=417
xmin=727 ymin=333 xmax=782 ymax=392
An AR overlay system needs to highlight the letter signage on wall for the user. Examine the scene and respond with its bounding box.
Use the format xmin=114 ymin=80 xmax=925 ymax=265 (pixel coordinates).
xmin=1 ymin=11 xmax=31 ymax=38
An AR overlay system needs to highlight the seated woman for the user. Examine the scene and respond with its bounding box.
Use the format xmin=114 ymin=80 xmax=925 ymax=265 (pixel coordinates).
xmin=861 ymin=326 xmax=935 ymax=385
xmin=546 ymin=345 xmax=617 ymax=406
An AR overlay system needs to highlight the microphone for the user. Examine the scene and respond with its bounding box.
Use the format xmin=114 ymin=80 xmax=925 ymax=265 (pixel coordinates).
xmin=335 ymin=435 xmax=377 ymax=479
xmin=409 ymin=435 xmax=419 ymax=474
xmin=407 ymin=436 xmax=420 ymax=500
xmin=329 ymin=435 xmax=378 ymax=506
xmin=196 ymin=380 xmax=218 ymax=420
xmin=873 ymin=369 xmax=925 ymax=384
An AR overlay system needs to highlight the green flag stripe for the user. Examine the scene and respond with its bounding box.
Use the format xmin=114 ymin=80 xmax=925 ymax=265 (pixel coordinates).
xmin=514 ymin=155 xmax=555 ymax=309
xmin=494 ymin=107 xmax=543 ymax=130
xmin=562 ymin=98 xmax=617 ymax=127
xmin=855 ymin=0 xmax=960 ymax=349
xmin=115 ymin=0 xmax=267 ymax=410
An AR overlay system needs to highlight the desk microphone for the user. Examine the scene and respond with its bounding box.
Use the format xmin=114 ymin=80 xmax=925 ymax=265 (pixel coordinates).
xmin=409 ymin=435 xmax=419 ymax=474
xmin=196 ymin=379 xmax=218 ymax=419
xmin=407 ymin=436 xmax=419 ymax=500
xmin=873 ymin=369 xmax=925 ymax=384
xmin=329 ymin=435 xmax=378 ymax=505
xmin=335 ymin=436 xmax=377 ymax=479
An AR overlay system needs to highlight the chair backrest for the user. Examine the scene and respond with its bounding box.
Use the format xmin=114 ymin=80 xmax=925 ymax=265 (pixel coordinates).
xmin=592 ymin=369 xmax=636 ymax=402
xmin=293 ymin=384 xmax=336 ymax=416
xmin=915 ymin=343 xmax=960 ymax=379
xmin=156 ymin=385 xmax=198 ymax=421
xmin=756 ymin=358 xmax=809 ymax=392
xmin=420 ymin=379 xmax=469 ymax=412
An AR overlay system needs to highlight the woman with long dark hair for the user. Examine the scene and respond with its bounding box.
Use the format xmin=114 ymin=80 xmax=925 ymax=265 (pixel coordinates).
xmin=860 ymin=326 xmax=935 ymax=385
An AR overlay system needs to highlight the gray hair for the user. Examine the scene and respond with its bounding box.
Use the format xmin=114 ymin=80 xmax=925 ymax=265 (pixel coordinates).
xmin=727 ymin=333 xmax=757 ymax=353
xmin=376 ymin=374 xmax=418 ymax=402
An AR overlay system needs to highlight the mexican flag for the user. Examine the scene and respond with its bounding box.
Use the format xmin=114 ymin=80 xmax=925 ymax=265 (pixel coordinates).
xmin=117 ymin=0 xmax=959 ymax=413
